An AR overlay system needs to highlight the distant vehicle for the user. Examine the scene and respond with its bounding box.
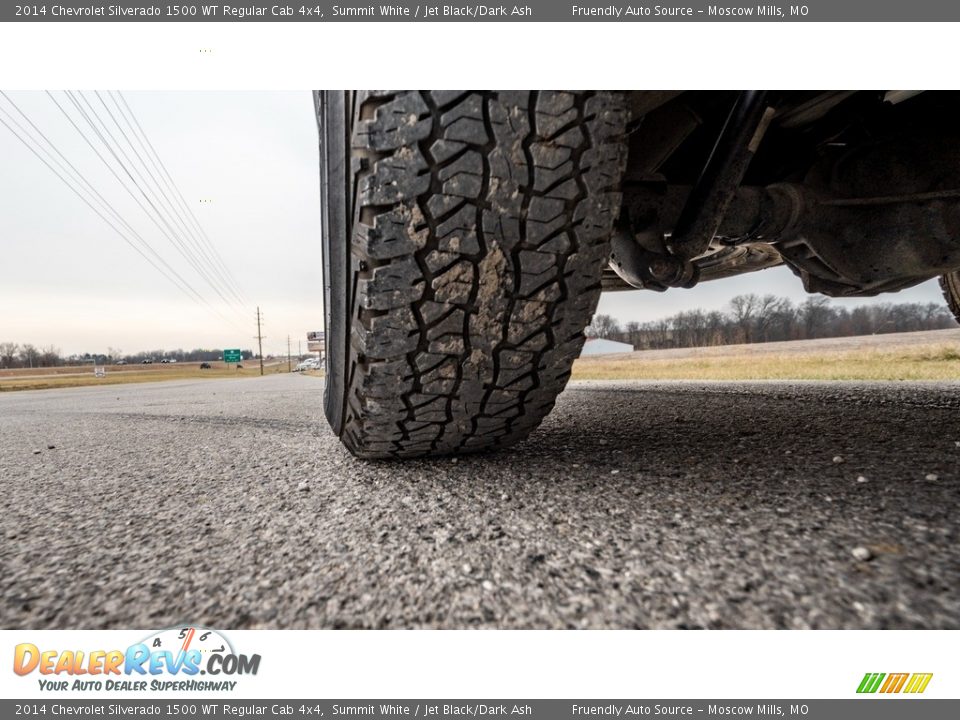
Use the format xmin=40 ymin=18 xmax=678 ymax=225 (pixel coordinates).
xmin=160 ymin=359 xmax=170 ymax=364
xmin=295 ymin=359 xmax=320 ymax=372
xmin=115 ymin=360 xmax=127 ymax=365
xmin=168 ymin=358 xmax=178 ymax=363
xmin=199 ymin=362 xmax=212 ymax=369
xmin=141 ymin=359 xmax=153 ymax=364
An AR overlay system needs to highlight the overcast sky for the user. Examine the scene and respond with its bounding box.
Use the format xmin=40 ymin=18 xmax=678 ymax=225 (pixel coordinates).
xmin=0 ymin=91 xmax=322 ymax=357
xmin=0 ymin=91 xmax=946 ymax=357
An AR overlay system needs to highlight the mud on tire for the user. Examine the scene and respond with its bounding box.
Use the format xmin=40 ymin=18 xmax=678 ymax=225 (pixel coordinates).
xmin=318 ymin=91 xmax=629 ymax=459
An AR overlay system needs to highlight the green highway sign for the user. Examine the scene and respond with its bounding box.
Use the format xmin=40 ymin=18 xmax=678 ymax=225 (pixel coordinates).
xmin=223 ymin=349 xmax=243 ymax=363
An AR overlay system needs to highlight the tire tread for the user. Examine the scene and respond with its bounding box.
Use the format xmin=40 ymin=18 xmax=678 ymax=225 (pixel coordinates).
xmin=339 ymin=91 xmax=628 ymax=458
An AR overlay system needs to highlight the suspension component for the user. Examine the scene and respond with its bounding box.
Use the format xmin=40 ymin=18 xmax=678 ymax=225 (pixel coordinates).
xmin=667 ymin=91 xmax=776 ymax=262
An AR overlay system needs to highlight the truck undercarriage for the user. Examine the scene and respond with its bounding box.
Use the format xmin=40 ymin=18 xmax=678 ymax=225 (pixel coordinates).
xmin=606 ymin=91 xmax=960 ymax=305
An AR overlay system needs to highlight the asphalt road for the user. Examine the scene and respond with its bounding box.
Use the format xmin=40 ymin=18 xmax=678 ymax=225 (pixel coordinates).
xmin=1 ymin=374 xmax=957 ymax=629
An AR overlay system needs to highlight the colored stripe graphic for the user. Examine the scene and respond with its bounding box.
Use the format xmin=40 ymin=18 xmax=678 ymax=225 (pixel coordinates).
xmin=880 ymin=673 xmax=909 ymax=693
xmin=904 ymin=673 xmax=934 ymax=694
xmin=857 ymin=673 xmax=885 ymax=693
xmin=857 ymin=672 xmax=933 ymax=694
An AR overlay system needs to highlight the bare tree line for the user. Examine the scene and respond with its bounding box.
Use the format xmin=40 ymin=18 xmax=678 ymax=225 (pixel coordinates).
xmin=0 ymin=342 xmax=63 ymax=369
xmin=4 ymin=294 xmax=954 ymax=368
xmin=0 ymin=344 xmax=253 ymax=369
xmin=587 ymin=294 xmax=957 ymax=350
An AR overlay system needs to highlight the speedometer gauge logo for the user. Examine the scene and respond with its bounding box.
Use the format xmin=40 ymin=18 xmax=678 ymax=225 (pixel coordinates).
xmin=142 ymin=626 xmax=235 ymax=660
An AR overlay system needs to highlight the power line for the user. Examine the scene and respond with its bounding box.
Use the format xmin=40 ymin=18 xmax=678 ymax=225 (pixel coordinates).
xmin=107 ymin=92 xmax=246 ymax=307
xmin=0 ymin=92 xmax=249 ymax=337
xmin=0 ymin=108 xmax=203 ymax=312
xmin=96 ymin=91 xmax=247 ymax=307
xmin=53 ymin=89 xmax=229 ymax=306
xmin=67 ymin=90 xmax=245 ymax=317
xmin=100 ymin=91 xmax=242 ymax=302
xmin=113 ymin=91 xmax=249 ymax=305
xmin=1 ymin=92 xmax=206 ymax=305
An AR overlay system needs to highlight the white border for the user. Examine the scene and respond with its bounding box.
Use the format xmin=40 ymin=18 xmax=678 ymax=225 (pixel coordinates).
xmin=2 ymin=629 xmax=957 ymax=699
xmin=0 ymin=22 xmax=957 ymax=90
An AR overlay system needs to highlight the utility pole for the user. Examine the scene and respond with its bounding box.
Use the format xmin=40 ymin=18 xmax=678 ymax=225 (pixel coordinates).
xmin=287 ymin=335 xmax=292 ymax=373
xmin=255 ymin=306 xmax=265 ymax=376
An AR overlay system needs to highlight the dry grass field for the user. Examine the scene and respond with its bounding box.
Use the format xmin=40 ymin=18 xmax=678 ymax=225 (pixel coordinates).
xmin=0 ymin=361 xmax=293 ymax=392
xmin=572 ymin=329 xmax=960 ymax=381
xmin=4 ymin=330 xmax=958 ymax=391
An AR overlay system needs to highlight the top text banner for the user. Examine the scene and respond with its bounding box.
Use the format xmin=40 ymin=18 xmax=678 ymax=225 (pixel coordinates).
xmin=6 ymin=1 xmax=960 ymax=22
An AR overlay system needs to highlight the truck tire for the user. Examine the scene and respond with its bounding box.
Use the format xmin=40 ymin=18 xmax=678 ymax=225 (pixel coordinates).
xmin=941 ymin=271 xmax=960 ymax=324
xmin=317 ymin=91 xmax=628 ymax=459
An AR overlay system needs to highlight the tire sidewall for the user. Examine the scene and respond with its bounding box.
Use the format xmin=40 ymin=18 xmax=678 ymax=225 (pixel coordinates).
xmin=318 ymin=91 xmax=351 ymax=434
